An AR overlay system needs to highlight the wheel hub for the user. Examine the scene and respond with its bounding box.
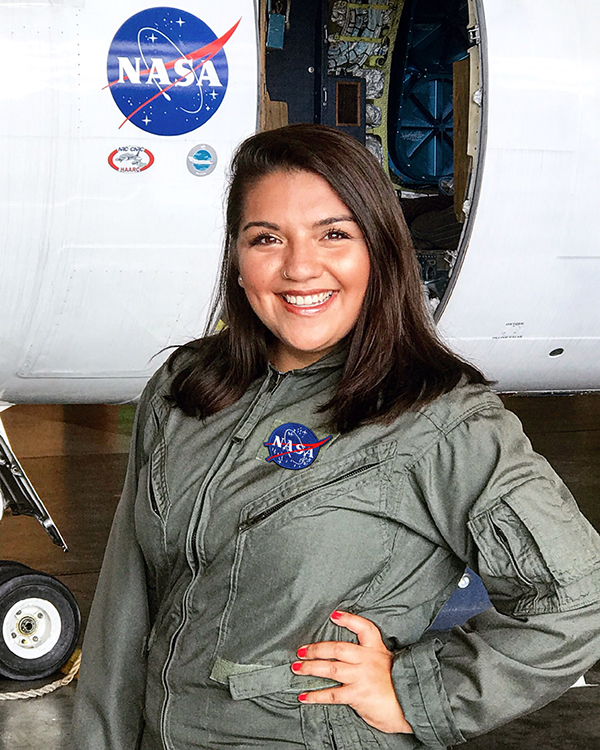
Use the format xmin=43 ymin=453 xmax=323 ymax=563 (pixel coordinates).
xmin=2 ymin=598 xmax=62 ymax=659
xmin=17 ymin=614 xmax=38 ymax=636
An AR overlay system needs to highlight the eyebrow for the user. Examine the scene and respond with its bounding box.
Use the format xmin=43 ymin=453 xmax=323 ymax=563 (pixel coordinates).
xmin=241 ymin=215 xmax=356 ymax=232
xmin=241 ymin=220 xmax=280 ymax=232
xmin=314 ymin=215 xmax=356 ymax=227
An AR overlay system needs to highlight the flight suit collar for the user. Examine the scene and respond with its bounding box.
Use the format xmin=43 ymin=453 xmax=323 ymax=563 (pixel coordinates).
xmin=267 ymin=341 xmax=349 ymax=377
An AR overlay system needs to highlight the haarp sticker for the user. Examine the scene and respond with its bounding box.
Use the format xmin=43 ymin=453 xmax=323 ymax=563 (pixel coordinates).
xmin=105 ymin=7 xmax=238 ymax=135
xmin=264 ymin=422 xmax=332 ymax=470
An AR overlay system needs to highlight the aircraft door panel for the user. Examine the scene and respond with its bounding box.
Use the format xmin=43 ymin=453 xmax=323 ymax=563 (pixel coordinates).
xmin=437 ymin=0 xmax=600 ymax=391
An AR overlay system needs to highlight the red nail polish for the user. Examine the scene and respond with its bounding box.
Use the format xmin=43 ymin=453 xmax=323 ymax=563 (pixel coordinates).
xmin=298 ymin=693 xmax=308 ymax=702
xmin=291 ymin=661 xmax=302 ymax=672
xmin=297 ymin=647 xmax=308 ymax=658
xmin=331 ymin=610 xmax=342 ymax=620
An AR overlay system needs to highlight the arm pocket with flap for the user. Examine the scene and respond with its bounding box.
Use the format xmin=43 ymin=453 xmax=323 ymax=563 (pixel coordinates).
xmin=468 ymin=477 xmax=600 ymax=616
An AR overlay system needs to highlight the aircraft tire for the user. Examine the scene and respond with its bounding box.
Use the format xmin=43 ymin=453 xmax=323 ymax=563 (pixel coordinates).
xmin=0 ymin=561 xmax=32 ymax=585
xmin=0 ymin=569 xmax=80 ymax=680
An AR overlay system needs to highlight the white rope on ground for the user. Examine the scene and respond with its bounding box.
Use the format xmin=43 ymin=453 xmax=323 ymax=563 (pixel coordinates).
xmin=0 ymin=651 xmax=81 ymax=701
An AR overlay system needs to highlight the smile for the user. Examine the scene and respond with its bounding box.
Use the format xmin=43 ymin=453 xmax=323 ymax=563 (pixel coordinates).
xmin=281 ymin=291 xmax=334 ymax=307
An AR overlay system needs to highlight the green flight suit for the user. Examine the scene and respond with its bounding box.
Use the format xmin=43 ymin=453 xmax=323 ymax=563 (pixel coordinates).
xmin=73 ymin=350 xmax=600 ymax=749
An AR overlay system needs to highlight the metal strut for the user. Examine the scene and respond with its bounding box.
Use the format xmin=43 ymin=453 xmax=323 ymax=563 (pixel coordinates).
xmin=0 ymin=430 xmax=68 ymax=552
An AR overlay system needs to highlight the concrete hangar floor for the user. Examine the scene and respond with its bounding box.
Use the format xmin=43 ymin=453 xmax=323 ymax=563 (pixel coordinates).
xmin=0 ymin=395 xmax=599 ymax=749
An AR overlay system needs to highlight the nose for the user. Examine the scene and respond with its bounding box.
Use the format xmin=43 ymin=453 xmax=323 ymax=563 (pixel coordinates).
xmin=281 ymin=236 xmax=321 ymax=283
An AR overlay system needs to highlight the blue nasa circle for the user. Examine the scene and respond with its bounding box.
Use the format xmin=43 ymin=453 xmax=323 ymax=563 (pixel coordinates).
xmin=107 ymin=7 xmax=230 ymax=136
xmin=264 ymin=423 xmax=332 ymax=470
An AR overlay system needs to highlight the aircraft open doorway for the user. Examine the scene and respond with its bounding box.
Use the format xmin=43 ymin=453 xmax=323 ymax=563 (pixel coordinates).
xmin=263 ymin=0 xmax=486 ymax=317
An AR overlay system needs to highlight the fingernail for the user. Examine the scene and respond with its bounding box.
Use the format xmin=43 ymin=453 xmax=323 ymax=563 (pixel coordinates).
xmin=331 ymin=610 xmax=343 ymax=620
xmin=291 ymin=661 xmax=303 ymax=672
xmin=298 ymin=693 xmax=308 ymax=702
xmin=297 ymin=646 xmax=308 ymax=658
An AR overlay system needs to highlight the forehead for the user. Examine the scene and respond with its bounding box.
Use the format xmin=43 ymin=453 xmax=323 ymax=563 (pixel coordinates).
xmin=241 ymin=170 xmax=351 ymax=221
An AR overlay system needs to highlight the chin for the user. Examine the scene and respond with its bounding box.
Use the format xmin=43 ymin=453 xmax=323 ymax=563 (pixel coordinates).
xmin=287 ymin=340 xmax=332 ymax=357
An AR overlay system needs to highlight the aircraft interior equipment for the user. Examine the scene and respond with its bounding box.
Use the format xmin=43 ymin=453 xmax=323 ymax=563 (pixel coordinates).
xmin=388 ymin=0 xmax=470 ymax=188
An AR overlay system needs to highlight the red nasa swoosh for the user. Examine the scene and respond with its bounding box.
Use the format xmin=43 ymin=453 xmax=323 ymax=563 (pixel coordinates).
xmin=264 ymin=436 xmax=333 ymax=462
xmin=103 ymin=19 xmax=240 ymax=129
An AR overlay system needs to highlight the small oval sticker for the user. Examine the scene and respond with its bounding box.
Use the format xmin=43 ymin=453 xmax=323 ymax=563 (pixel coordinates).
xmin=108 ymin=146 xmax=155 ymax=172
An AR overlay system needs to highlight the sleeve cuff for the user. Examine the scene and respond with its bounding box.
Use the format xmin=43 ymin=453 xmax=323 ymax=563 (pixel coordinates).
xmin=392 ymin=638 xmax=465 ymax=748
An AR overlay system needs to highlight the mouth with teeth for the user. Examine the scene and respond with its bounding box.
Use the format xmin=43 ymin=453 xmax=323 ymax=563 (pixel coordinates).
xmin=281 ymin=291 xmax=335 ymax=308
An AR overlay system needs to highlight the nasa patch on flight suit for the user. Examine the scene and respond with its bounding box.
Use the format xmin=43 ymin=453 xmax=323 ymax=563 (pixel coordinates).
xmin=257 ymin=421 xmax=334 ymax=470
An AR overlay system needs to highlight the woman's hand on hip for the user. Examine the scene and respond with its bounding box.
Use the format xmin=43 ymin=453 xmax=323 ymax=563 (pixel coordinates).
xmin=292 ymin=610 xmax=413 ymax=734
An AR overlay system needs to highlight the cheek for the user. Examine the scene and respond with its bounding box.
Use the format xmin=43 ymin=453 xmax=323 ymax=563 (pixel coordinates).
xmin=343 ymin=250 xmax=371 ymax=300
xmin=237 ymin=259 xmax=278 ymax=323
xmin=238 ymin=253 xmax=277 ymax=292
xmin=360 ymin=258 xmax=371 ymax=295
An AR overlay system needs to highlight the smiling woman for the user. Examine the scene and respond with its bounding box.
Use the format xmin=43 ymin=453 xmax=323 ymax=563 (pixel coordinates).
xmin=73 ymin=125 xmax=600 ymax=750
xmin=237 ymin=170 xmax=371 ymax=371
xmin=167 ymin=124 xmax=486 ymax=432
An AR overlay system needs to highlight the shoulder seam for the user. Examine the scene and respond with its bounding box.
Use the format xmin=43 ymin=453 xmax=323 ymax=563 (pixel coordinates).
xmin=406 ymin=399 xmax=503 ymax=473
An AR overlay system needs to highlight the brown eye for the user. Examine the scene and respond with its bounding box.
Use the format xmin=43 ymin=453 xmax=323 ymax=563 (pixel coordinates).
xmin=325 ymin=228 xmax=351 ymax=240
xmin=249 ymin=233 xmax=279 ymax=246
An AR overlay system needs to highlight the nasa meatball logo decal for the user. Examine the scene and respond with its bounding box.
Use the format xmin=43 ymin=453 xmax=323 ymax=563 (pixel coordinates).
xmin=264 ymin=423 xmax=332 ymax=470
xmin=105 ymin=7 xmax=239 ymax=136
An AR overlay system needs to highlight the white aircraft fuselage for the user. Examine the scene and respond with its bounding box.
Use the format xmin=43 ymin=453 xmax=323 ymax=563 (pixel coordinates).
xmin=1 ymin=0 xmax=599 ymax=405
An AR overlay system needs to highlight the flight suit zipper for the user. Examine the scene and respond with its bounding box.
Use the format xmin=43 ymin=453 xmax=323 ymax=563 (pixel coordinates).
xmin=239 ymin=462 xmax=380 ymax=531
xmin=158 ymin=368 xmax=287 ymax=747
xmin=326 ymin=711 xmax=339 ymax=750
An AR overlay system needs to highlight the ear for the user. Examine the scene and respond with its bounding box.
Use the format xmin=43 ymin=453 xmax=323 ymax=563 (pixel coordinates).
xmin=238 ymin=274 xmax=245 ymax=288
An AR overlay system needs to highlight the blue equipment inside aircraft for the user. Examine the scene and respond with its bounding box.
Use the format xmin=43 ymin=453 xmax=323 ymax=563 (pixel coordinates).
xmin=388 ymin=0 xmax=470 ymax=187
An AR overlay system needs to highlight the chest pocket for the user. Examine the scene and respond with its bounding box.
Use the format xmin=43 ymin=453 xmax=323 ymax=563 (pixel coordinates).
xmin=239 ymin=459 xmax=384 ymax=531
xmin=147 ymin=437 xmax=170 ymax=521
xmin=133 ymin=439 xmax=172 ymax=581
xmin=213 ymin=441 xmax=398 ymax=667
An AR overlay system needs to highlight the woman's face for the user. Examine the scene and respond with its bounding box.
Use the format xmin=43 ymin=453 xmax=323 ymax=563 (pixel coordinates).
xmin=236 ymin=170 xmax=371 ymax=372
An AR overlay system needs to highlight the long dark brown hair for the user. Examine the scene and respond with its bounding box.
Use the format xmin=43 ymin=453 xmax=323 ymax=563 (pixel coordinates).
xmin=169 ymin=124 xmax=487 ymax=432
